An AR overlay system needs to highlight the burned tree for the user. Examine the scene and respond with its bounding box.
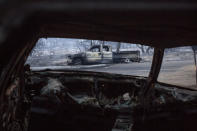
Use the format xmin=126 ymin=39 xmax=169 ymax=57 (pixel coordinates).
xmin=191 ymin=46 xmax=197 ymax=87
xmin=136 ymin=45 xmax=153 ymax=55
xmin=75 ymin=40 xmax=106 ymax=52
xmin=116 ymin=42 xmax=121 ymax=53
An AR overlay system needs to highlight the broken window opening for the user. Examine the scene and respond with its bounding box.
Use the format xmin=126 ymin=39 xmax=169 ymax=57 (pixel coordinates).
xmin=158 ymin=46 xmax=197 ymax=89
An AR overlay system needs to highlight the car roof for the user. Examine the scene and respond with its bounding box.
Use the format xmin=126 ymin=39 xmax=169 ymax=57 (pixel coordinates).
xmin=1 ymin=0 xmax=197 ymax=48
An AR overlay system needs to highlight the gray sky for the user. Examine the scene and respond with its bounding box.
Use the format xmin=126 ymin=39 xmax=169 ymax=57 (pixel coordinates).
xmin=46 ymin=38 xmax=78 ymax=49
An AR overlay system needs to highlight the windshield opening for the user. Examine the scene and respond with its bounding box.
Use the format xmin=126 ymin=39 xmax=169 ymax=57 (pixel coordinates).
xmin=25 ymin=38 xmax=153 ymax=77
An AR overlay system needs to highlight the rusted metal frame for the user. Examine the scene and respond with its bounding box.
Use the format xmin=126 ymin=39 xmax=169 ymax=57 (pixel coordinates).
xmin=0 ymin=20 xmax=40 ymax=130
xmin=143 ymin=47 xmax=164 ymax=96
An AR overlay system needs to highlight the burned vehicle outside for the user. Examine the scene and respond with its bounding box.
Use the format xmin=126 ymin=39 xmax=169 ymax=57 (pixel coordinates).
xmin=1 ymin=1 xmax=197 ymax=131
xmin=113 ymin=50 xmax=141 ymax=63
xmin=67 ymin=45 xmax=113 ymax=65
xmin=67 ymin=44 xmax=141 ymax=65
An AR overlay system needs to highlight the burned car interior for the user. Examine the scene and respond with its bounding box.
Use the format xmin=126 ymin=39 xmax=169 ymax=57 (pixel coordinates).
xmin=1 ymin=0 xmax=197 ymax=131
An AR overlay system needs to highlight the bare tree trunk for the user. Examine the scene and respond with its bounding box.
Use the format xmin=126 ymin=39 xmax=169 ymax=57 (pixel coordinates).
xmin=102 ymin=41 xmax=105 ymax=46
xmin=146 ymin=47 xmax=152 ymax=54
xmin=193 ymin=50 xmax=197 ymax=87
xmin=192 ymin=46 xmax=197 ymax=87
xmin=116 ymin=42 xmax=121 ymax=53
xmin=136 ymin=45 xmax=145 ymax=54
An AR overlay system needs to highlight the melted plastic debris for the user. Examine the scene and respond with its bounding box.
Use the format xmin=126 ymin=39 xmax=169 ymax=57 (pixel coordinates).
xmin=41 ymin=78 xmax=65 ymax=96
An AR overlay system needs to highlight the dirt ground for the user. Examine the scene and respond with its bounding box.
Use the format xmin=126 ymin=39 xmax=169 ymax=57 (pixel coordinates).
xmin=157 ymin=51 xmax=196 ymax=89
xmin=158 ymin=65 xmax=196 ymax=89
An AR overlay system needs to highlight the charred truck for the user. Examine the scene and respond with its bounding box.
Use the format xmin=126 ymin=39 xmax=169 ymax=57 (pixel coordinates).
xmin=67 ymin=45 xmax=141 ymax=65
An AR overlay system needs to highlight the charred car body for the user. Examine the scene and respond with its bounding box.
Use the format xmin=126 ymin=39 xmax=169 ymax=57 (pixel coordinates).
xmin=113 ymin=50 xmax=141 ymax=63
xmin=1 ymin=1 xmax=197 ymax=131
xmin=67 ymin=45 xmax=113 ymax=65
xmin=67 ymin=45 xmax=141 ymax=65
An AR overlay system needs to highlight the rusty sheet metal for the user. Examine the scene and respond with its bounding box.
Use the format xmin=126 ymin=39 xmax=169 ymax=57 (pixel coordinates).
xmin=5 ymin=78 xmax=20 ymax=96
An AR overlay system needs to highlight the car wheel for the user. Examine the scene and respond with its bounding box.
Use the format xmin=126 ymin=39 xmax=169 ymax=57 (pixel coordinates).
xmin=73 ymin=58 xmax=83 ymax=65
xmin=124 ymin=58 xmax=130 ymax=63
